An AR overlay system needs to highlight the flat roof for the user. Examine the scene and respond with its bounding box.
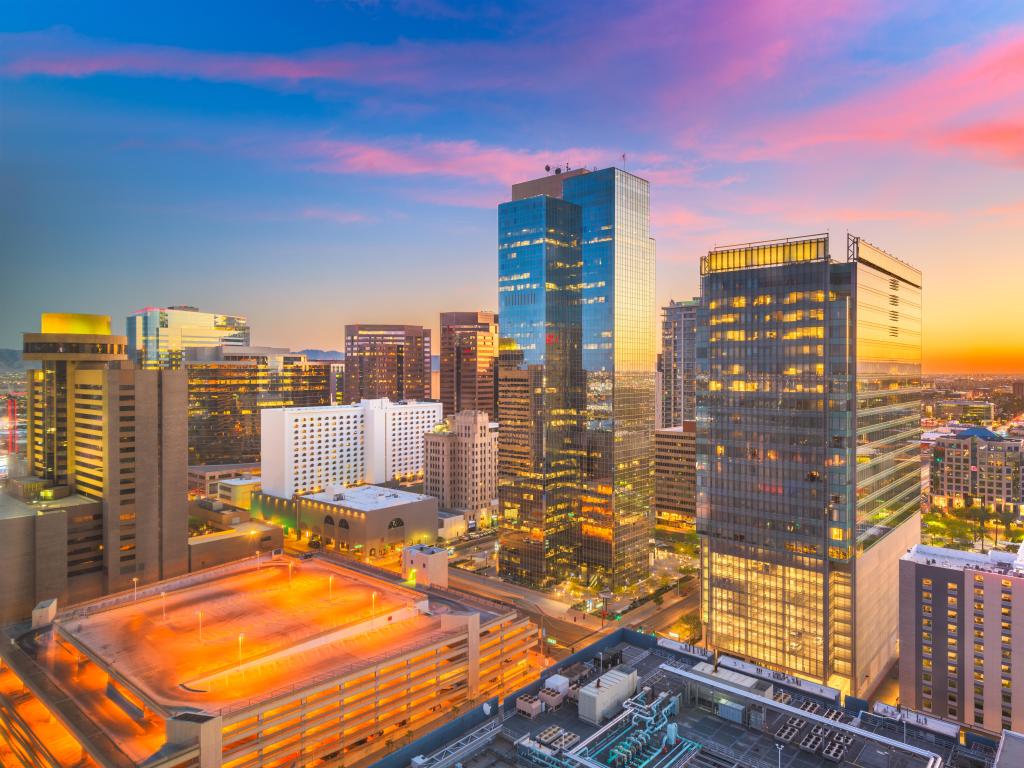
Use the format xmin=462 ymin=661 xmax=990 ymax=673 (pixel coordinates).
xmin=188 ymin=462 xmax=260 ymax=474
xmin=0 ymin=490 xmax=96 ymax=521
xmin=187 ymin=520 xmax=276 ymax=545
xmin=904 ymin=543 xmax=1024 ymax=575
xmin=218 ymin=476 xmax=260 ymax=487
xmin=305 ymin=484 xmax=432 ymax=511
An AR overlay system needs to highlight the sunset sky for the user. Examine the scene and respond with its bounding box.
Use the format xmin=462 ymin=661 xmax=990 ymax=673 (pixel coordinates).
xmin=2 ymin=1 xmax=1023 ymax=373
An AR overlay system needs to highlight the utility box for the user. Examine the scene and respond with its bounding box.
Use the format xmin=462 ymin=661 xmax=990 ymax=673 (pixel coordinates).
xmin=578 ymin=666 xmax=637 ymax=725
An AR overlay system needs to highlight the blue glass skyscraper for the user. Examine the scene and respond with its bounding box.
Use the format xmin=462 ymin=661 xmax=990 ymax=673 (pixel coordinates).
xmin=496 ymin=167 xmax=655 ymax=589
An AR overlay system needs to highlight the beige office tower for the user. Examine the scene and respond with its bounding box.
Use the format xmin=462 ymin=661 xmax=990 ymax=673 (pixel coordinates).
xmin=440 ymin=311 xmax=499 ymax=419
xmin=1 ymin=314 xmax=187 ymax=621
xmin=425 ymin=409 xmax=498 ymax=530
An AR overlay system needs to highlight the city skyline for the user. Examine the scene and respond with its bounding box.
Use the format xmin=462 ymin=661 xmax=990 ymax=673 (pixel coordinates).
xmin=3 ymin=2 xmax=1024 ymax=374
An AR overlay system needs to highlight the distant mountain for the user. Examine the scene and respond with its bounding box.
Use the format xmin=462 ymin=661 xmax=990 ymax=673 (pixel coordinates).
xmin=0 ymin=349 xmax=27 ymax=374
xmin=300 ymin=349 xmax=344 ymax=360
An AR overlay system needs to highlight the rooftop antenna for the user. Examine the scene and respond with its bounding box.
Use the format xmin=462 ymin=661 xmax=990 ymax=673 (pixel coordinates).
xmin=621 ymin=152 xmax=627 ymax=170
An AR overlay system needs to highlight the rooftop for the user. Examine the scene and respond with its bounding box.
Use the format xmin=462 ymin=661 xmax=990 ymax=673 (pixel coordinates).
xmin=409 ymin=634 xmax=952 ymax=768
xmin=274 ymin=398 xmax=440 ymax=415
xmin=8 ymin=557 xmax=494 ymax=764
xmin=305 ymin=484 xmax=432 ymax=511
xmin=903 ymin=543 xmax=1024 ymax=575
xmin=187 ymin=462 xmax=260 ymax=474
xmin=0 ymin=489 xmax=96 ymax=521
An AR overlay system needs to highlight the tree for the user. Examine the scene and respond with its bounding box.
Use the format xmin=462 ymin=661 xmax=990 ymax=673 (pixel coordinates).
xmin=995 ymin=508 xmax=1018 ymax=547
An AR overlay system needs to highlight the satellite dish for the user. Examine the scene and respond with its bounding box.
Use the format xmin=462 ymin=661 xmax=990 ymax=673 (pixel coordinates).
xmin=482 ymin=702 xmax=492 ymax=715
xmin=545 ymin=165 xmax=551 ymax=173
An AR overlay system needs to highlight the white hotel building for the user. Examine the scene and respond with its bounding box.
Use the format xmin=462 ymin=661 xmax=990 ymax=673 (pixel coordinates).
xmin=261 ymin=398 xmax=443 ymax=498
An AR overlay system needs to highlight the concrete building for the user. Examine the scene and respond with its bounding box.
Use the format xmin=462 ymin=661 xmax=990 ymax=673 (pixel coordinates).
xmin=216 ymin=475 xmax=261 ymax=510
xmin=936 ymin=400 xmax=996 ymax=424
xmin=0 ymin=556 xmax=536 ymax=767
xmin=899 ymin=544 xmax=1024 ymax=734
xmin=187 ymin=462 xmax=260 ymax=497
xmin=654 ymin=422 xmax=696 ymax=532
xmin=660 ymin=299 xmax=698 ymax=428
xmin=342 ymin=324 xmax=431 ymax=403
xmin=0 ymin=313 xmax=188 ymax=623
xmin=261 ymin=398 xmax=443 ymax=498
xmin=402 ymin=543 xmax=449 ymax=588
xmin=698 ymin=235 xmax=923 ymax=697
xmin=424 ymin=410 xmax=498 ymax=531
xmin=126 ymin=305 xmax=249 ymax=369
xmin=186 ymin=345 xmax=331 ymax=466
xmin=439 ymin=311 xmax=499 ymax=419
xmin=929 ymin=427 xmax=1024 ymax=515
xmin=187 ymin=519 xmax=282 ymax=572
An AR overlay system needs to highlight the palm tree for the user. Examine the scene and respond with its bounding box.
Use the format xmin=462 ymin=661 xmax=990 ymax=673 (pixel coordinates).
xmin=995 ymin=508 xmax=1018 ymax=548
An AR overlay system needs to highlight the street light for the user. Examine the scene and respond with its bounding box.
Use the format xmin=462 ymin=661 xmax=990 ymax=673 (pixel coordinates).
xmin=288 ymin=560 xmax=293 ymax=587
xmin=161 ymin=591 xmax=167 ymax=622
xmin=329 ymin=574 xmax=334 ymax=601
xmin=372 ymin=591 xmax=378 ymax=619
xmin=238 ymin=633 xmax=245 ymax=666
xmin=776 ymin=743 xmax=783 ymax=768
xmin=132 ymin=577 xmax=139 ymax=602
xmin=197 ymin=610 xmax=203 ymax=643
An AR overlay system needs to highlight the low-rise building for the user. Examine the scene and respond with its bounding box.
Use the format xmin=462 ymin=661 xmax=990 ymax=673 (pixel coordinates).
xmin=187 ymin=462 xmax=260 ymax=497
xmin=936 ymin=399 xmax=996 ymax=424
xmin=899 ymin=544 xmax=1024 ymax=734
xmin=0 ymin=556 xmax=536 ymax=767
xmin=929 ymin=427 xmax=1023 ymax=515
xmin=216 ymin=475 xmax=261 ymax=510
xmin=402 ymin=544 xmax=449 ymax=588
xmin=188 ymin=519 xmax=283 ymax=571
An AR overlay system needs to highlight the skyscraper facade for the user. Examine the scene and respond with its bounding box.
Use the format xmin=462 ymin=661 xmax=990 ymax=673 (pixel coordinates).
xmin=697 ymin=234 xmax=923 ymax=697
xmin=496 ymin=167 xmax=655 ymax=589
xmin=126 ymin=305 xmax=249 ymax=369
xmin=440 ymin=311 xmax=499 ymax=419
xmin=185 ymin=346 xmax=331 ymax=466
xmin=343 ymin=324 xmax=431 ymax=403
xmin=4 ymin=313 xmax=188 ymax=617
xmin=660 ymin=298 xmax=699 ymax=427
xmin=425 ymin=409 xmax=498 ymax=530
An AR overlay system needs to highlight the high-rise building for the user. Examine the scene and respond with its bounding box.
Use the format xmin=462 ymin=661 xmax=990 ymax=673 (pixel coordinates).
xmin=697 ymin=234 xmax=923 ymax=697
xmin=0 ymin=313 xmax=187 ymax=621
xmin=899 ymin=544 xmax=1024 ymax=733
xmin=126 ymin=305 xmax=249 ymax=369
xmin=497 ymin=167 xmax=655 ymax=589
xmin=425 ymin=410 xmax=498 ymax=530
xmin=260 ymin=398 xmax=443 ymax=498
xmin=440 ymin=311 xmax=499 ymax=418
xmin=185 ymin=345 xmax=331 ymax=466
xmin=660 ymin=299 xmax=699 ymax=427
xmin=654 ymin=423 xmax=696 ymax=532
xmin=929 ymin=427 xmax=1023 ymax=515
xmin=1014 ymin=381 xmax=1024 ymax=400
xmin=342 ymin=324 xmax=431 ymax=403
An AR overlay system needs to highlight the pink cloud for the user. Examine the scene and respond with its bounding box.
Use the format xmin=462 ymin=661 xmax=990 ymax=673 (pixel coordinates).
xmin=300 ymin=207 xmax=374 ymax=224
xmin=705 ymin=27 xmax=1024 ymax=165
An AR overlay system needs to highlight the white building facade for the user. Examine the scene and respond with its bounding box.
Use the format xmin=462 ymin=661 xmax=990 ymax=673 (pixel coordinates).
xmin=261 ymin=398 xmax=443 ymax=498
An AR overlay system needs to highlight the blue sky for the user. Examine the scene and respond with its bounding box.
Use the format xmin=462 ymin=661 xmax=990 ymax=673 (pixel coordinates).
xmin=2 ymin=1 xmax=1024 ymax=371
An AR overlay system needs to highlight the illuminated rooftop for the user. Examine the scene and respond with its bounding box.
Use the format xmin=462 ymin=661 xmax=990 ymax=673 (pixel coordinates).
xmin=305 ymin=483 xmax=432 ymax=511
xmin=13 ymin=557 xmax=498 ymax=763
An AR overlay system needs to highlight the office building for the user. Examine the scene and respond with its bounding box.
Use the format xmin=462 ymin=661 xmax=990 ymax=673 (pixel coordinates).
xmin=425 ymin=410 xmax=498 ymax=531
xmin=654 ymin=422 xmax=696 ymax=532
xmin=497 ymin=166 xmax=655 ymax=589
xmin=899 ymin=544 xmax=1024 ymax=733
xmin=660 ymin=298 xmax=699 ymax=427
xmin=1014 ymin=381 xmax=1024 ymax=400
xmin=126 ymin=305 xmax=249 ymax=369
xmin=0 ymin=556 xmax=537 ymax=767
xmin=930 ymin=427 xmax=1024 ymax=515
xmin=260 ymin=398 xmax=443 ymax=498
xmin=185 ymin=345 xmax=331 ymax=466
xmin=0 ymin=313 xmax=187 ymax=622
xmin=342 ymin=324 xmax=431 ymax=403
xmin=698 ymin=234 xmax=923 ymax=697
xmin=187 ymin=461 xmax=260 ymax=497
xmin=936 ymin=399 xmax=996 ymax=424
xmin=439 ymin=311 xmax=499 ymax=418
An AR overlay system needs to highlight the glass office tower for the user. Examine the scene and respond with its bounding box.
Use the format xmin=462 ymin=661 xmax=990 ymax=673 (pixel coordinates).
xmin=697 ymin=234 xmax=922 ymax=696
xmin=127 ymin=306 xmax=249 ymax=369
xmin=497 ymin=167 xmax=655 ymax=590
xmin=563 ymin=169 xmax=656 ymax=587
xmin=496 ymin=194 xmax=582 ymax=588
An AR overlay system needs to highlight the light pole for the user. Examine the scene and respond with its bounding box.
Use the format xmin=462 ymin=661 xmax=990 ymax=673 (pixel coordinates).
xmin=197 ymin=610 xmax=203 ymax=643
xmin=161 ymin=591 xmax=167 ymax=622
xmin=288 ymin=560 xmax=293 ymax=587
xmin=776 ymin=743 xmax=783 ymax=768
xmin=132 ymin=577 xmax=139 ymax=602
xmin=372 ymin=591 xmax=378 ymax=619
xmin=237 ymin=633 xmax=244 ymax=666
xmin=329 ymin=574 xmax=334 ymax=601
